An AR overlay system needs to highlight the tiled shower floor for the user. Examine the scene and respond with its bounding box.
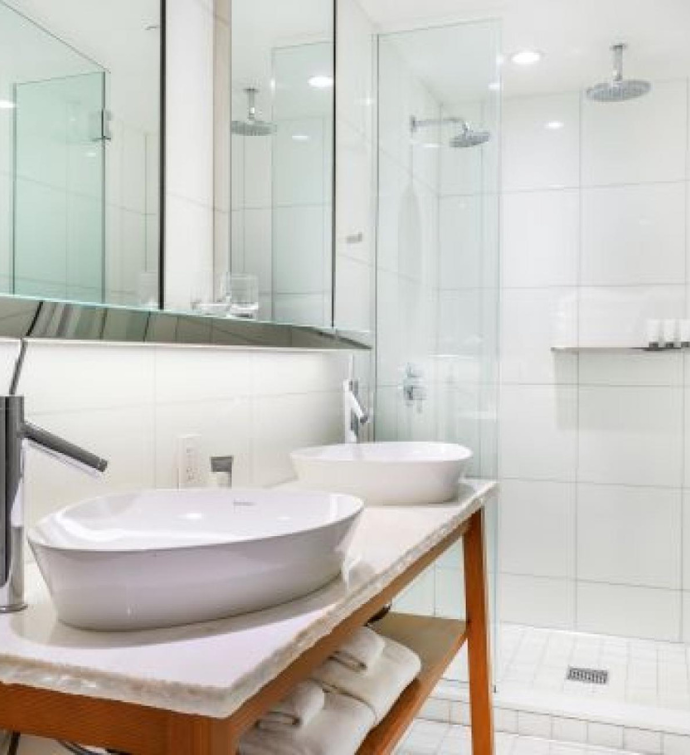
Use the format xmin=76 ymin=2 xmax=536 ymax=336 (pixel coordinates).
xmin=499 ymin=624 xmax=690 ymax=711
xmin=395 ymin=721 xmax=640 ymax=754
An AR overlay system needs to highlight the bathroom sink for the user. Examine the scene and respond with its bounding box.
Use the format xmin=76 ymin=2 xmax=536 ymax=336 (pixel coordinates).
xmin=290 ymin=442 xmax=473 ymax=506
xmin=28 ymin=488 xmax=363 ymax=631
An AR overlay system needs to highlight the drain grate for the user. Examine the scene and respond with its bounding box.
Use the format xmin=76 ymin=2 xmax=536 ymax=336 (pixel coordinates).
xmin=567 ymin=666 xmax=609 ymax=685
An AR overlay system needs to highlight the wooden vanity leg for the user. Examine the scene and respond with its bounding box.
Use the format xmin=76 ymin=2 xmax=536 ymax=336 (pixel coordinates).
xmin=463 ymin=508 xmax=495 ymax=755
xmin=165 ymin=715 xmax=238 ymax=754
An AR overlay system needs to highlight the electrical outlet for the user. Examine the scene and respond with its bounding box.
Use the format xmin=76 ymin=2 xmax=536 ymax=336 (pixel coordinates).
xmin=177 ymin=434 xmax=202 ymax=488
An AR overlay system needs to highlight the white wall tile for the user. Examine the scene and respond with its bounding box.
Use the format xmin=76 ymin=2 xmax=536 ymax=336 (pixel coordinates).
xmin=579 ymin=351 xmax=683 ymax=387
xmin=588 ymin=722 xmax=624 ymax=749
xmin=581 ymin=183 xmax=686 ymax=285
xmin=578 ymin=285 xmax=685 ymax=347
xmin=500 ymin=574 xmax=575 ymax=629
xmin=252 ymin=351 xmax=347 ymax=396
xmin=683 ymin=592 xmax=690 ymax=643
xmin=502 ymin=93 xmax=580 ymax=192
xmin=577 ymin=483 xmax=682 ymax=589
xmin=500 ymin=287 xmax=577 ymax=384
xmin=623 ymin=728 xmax=663 ymax=755
xmin=577 ymin=582 xmax=681 ymax=641
xmin=243 ymin=208 xmax=273 ymax=291
xmin=582 ymin=80 xmax=688 ymax=186
xmin=273 ymin=206 xmax=325 ymax=294
xmin=578 ymin=386 xmax=683 ymax=486
xmin=21 ymin=343 xmax=155 ymax=413
xmin=252 ymin=391 xmax=341 ymax=486
xmin=499 ymin=384 xmax=577 ymax=481
xmin=501 ymin=189 xmax=579 ymax=288
xmin=337 ymin=0 xmax=374 ymax=140
xmin=242 ymin=136 xmax=273 ymax=209
xmin=499 ymin=480 xmax=576 ymax=579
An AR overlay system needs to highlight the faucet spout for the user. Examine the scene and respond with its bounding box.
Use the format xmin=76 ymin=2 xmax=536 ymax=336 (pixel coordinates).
xmin=0 ymin=395 xmax=108 ymax=613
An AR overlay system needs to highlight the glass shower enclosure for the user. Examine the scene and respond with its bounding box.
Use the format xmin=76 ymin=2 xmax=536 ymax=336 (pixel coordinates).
xmin=374 ymin=19 xmax=501 ymax=691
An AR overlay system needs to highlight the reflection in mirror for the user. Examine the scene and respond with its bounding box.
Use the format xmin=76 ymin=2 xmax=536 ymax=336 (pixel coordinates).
xmin=220 ymin=0 xmax=334 ymax=327
xmin=0 ymin=0 xmax=161 ymax=308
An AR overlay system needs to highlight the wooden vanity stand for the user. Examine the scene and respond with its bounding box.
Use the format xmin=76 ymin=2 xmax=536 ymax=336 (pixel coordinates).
xmin=0 ymin=505 xmax=495 ymax=754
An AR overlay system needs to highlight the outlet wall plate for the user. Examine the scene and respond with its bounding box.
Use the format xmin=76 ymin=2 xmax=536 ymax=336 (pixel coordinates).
xmin=177 ymin=434 xmax=202 ymax=488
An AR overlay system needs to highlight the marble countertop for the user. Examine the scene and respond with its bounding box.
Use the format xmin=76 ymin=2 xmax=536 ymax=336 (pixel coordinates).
xmin=0 ymin=480 xmax=496 ymax=719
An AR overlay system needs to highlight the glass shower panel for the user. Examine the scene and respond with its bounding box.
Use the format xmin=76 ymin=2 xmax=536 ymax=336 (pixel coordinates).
xmin=14 ymin=72 xmax=105 ymax=303
xmin=375 ymin=20 xmax=501 ymax=688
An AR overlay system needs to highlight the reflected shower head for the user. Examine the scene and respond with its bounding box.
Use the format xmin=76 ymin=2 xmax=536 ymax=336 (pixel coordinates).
xmin=410 ymin=115 xmax=490 ymax=149
xmin=450 ymin=122 xmax=491 ymax=149
xmin=586 ymin=44 xmax=651 ymax=103
xmin=231 ymin=87 xmax=276 ymax=136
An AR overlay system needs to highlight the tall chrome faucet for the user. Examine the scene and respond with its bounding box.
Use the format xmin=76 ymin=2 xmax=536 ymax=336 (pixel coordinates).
xmin=343 ymin=379 xmax=370 ymax=443
xmin=0 ymin=394 xmax=108 ymax=613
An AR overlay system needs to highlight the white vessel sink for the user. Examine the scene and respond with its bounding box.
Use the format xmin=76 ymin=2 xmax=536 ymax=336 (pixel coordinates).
xmin=28 ymin=488 xmax=363 ymax=631
xmin=291 ymin=442 xmax=473 ymax=506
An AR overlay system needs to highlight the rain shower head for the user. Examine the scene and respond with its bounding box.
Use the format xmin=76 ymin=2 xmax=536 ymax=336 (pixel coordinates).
xmin=410 ymin=115 xmax=490 ymax=149
xmin=450 ymin=122 xmax=491 ymax=149
xmin=231 ymin=87 xmax=276 ymax=136
xmin=586 ymin=43 xmax=651 ymax=103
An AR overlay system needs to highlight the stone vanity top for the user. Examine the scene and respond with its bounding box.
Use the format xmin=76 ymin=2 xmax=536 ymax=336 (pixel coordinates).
xmin=0 ymin=480 xmax=496 ymax=719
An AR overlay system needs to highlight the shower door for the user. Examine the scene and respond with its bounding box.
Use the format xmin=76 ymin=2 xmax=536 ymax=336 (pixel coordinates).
xmin=13 ymin=72 xmax=106 ymax=303
xmin=374 ymin=20 xmax=501 ymax=689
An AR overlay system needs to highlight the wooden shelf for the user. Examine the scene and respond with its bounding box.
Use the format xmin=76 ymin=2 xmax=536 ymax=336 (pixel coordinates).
xmin=357 ymin=612 xmax=468 ymax=755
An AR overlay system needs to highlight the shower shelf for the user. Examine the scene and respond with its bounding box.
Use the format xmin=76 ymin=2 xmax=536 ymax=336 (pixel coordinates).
xmin=551 ymin=345 xmax=685 ymax=354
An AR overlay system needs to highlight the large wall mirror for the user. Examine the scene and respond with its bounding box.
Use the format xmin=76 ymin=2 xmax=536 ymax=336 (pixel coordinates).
xmin=224 ymin=0 xmax=335 ymax=327
xmin=0 ymin=0 xmax=162 ymax=308
xmin=0 ymin=0 xmax=368 ymax=348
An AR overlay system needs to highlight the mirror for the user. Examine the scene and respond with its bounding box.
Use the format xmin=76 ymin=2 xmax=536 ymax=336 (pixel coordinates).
xmin=0 ymin=0 xmax=161 ymax=308
xmin=216 ymin=0 xmax=335 ymax=327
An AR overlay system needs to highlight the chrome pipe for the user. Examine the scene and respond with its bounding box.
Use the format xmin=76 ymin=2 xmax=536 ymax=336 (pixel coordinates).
xmin=0 ymin=395 xmax=108 ymax=613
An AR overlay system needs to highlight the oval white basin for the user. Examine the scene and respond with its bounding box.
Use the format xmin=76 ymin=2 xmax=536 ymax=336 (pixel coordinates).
xmin=290 ymin=442 xmax=473 ymax=506
xmin=28 ymin=488 xmax=363 ymax=631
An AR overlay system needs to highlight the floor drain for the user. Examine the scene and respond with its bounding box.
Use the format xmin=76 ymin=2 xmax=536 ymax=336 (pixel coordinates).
xmin=567 ymin=666 xmax=609 ymax=685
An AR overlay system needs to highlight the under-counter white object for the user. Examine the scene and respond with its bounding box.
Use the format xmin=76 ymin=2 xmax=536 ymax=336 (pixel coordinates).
xmin=332 ymin=625 xmax=385 ymax=671
xmin=258 ymin=681 xmax=325 ymax=732
xmin=0 ymin=481 xmax=493 ymax=719
xmin=28 ymin=488 xmax=363 ymax=631
xmin=312 ymin=635 xmax=422 ymax=724
xmin=240 ymin=692 xmax=374 ymax=755
xmin=290 ymin=442 xmax=473 ymax=506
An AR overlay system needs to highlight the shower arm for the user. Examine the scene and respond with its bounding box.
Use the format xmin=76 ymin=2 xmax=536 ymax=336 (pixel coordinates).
xmin=410 ymin=115 xmax=469 ymax=134
xmin=612 ymin=43 xmax=625 ymax=83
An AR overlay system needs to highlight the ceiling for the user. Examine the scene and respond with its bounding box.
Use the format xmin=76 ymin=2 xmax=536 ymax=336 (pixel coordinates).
xmin=362 ymin=0 xmax=690 ymax=100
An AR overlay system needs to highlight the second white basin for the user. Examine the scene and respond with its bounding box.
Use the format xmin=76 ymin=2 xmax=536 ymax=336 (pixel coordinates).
xmin=290 ymin=442 xmax=473 ymax=506
xmin=29 ymin=488 xmax=363 ymax=631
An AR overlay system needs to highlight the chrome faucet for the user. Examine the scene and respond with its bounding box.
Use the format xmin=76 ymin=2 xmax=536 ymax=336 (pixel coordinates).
xmin=343 ymin=379 xmax=370 ymax=443
xmin=0 ymin=395 xmax=108 ymax=613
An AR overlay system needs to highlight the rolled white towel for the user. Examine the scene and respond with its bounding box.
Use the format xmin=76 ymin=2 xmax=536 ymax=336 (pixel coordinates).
xmin=258 ymin=681 xmax=325 ymax=732
xmin=332 ymin=626 xmax=386 ymax=672
xmin=239 ymin=692 xmax=375 ymax=755
xmin=311 ymin=635 xmax=422 ymax=724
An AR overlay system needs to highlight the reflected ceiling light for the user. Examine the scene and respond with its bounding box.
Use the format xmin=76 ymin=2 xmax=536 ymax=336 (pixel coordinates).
xmin=308 ymin=75 xmax=334 ymax=89
xmin=0 ymin=100 xmax=16 ymax=110
xmin=510 ymin=49 xmax=544 ymax=66
xmin=488 ymin=81 xmax=502 ymax=92
xmin=292 ymin=134 xmax=310 ymax=142
xmin=545 ymin=120 xmax=564 ymax=130
xmin=421 ymin=142 xmax=440 ymax=150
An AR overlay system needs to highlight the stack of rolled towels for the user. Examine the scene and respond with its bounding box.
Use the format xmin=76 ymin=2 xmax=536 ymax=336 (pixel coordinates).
xmin=239 ymin=626 xmax=422 ymax=755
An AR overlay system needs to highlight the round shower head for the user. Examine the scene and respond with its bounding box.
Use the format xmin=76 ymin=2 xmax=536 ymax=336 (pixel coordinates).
xmin=450 ymin=122 xmax=491 ymax=149
xmin=586 ymin=44 xmax=651 ymax=103
xmin=232 ymin=87 xmax=276 ymax=136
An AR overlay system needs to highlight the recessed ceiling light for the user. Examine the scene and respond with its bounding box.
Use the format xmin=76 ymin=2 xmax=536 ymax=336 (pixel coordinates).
xmin=510 ymin=49 xmax=544 ymax=66
xmin=0 ymin=100 xmax=16 ymax=110
xmin=545 ymin=120 xmax=564 ymax=130
xmin=292 ymin=134 xmax=310 ymax=142
xmin=308 ymin=75 xmax=334 ymax=89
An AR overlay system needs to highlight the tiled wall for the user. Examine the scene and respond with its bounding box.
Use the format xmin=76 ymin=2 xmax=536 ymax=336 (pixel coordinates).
xmin=498 ymin=80 xmax=690 ymax=642
xmin=1 ymin=339 xmax=350 ymax=559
